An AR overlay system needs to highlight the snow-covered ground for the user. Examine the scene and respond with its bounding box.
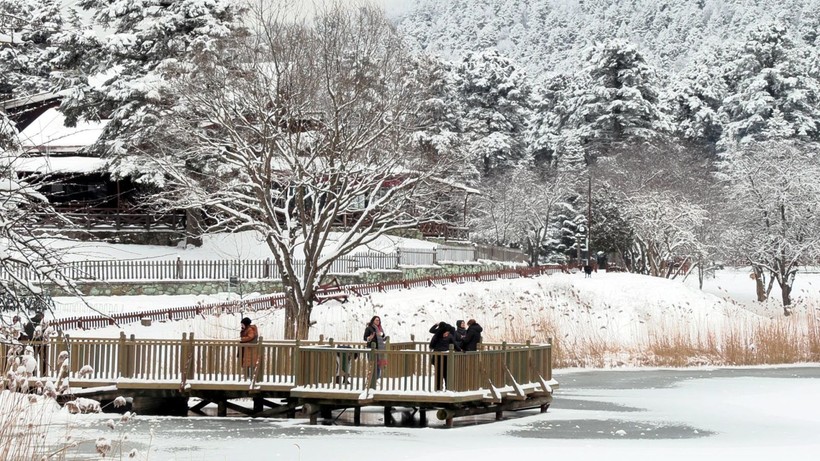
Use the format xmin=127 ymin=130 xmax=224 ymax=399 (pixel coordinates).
xmin=44 ymin=231 xmax=437 ymax=262
xmin=61 ymin=269 xmax=819 ymax=360
xmin=6 ymin=249 xmax=820 ymax=460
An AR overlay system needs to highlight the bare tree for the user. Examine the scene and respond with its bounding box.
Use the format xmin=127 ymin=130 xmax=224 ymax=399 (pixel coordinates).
xmin=719 ymin=140 xmax=820 ymax=313
xmin=0 ymin=151 xmax=85 ymax=318
xmin=590 ymin=139 xmax=717 ymax=278
xmin=471 ymin=166 xmax=577 ymax=265
xmin=143 ymin=1 xmax=451 ymax=339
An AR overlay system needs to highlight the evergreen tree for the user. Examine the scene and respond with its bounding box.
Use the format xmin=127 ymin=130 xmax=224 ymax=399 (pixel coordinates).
xmin=719 ymin=22 xmax=820 ymax=144
xmin=662 ymin=47 xmax=726 ymax=152
xmin=560 ymin=39 xmax=669 ymax=160
xmin=407 ymin=54 xmax=475 ymax=184
xmin=0 ymin=0 xmax=72 ymax=98
xmin=455 ymin=50 xmax=532 ymax=177
xmin=57 ymin=0 xmax=245 ymax=183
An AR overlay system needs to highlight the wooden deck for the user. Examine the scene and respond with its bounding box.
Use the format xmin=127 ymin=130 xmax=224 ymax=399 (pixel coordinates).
xmin=3 ymin=335 xmax=557 ymax=427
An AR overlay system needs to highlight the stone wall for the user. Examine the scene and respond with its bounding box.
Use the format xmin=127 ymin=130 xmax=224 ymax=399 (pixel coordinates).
xmin=48 ymin=262 xmax=516 ymax=296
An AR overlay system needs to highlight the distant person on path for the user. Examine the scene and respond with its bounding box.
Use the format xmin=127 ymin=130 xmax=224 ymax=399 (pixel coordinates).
xmin=239 ymin=317 xmax=259 ymax=379
xmin=461 ymin=319 xmax=483 ymax=352
xmin=24 ymin=312 xmax=47 ymax=375
xmin=363 ymin=315 xmax=387 ymax=380
xmin=23 ymin=311 xmax=43 ymax=341
xmin=429 ymin=321 xmax=460 ymax=391
xmin=454 ymin=320 xmax=467 ymax=350
xmin=583 ymin=263 xmax=593 ymax=278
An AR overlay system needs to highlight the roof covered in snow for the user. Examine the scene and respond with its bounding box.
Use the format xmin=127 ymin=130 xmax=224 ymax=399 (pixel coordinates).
xmin=18 ymin=108 xmax=108 ymax=154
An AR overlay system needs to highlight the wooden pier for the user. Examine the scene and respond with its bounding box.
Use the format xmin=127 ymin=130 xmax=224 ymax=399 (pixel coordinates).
xmin=4 ymin=334 xmax=557 ymax=427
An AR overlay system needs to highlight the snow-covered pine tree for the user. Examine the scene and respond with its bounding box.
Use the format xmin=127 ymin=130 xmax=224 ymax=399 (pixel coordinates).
xmin=57 ymin=0 xmax=245 ymax=184
xmin=407 ymin=54 xmax=475 ymax=184
xmin=455 ymin=50 xmax=532 ymax=177
xmin=662 ymin=46 xmax=726 ymax=153
xmin=560 ymin=39 xmax=669 ymax=161
xmin=719 ymin=22 xmax=820 ymax=144
xmin=0 ymin=0 xmax=73 ymax=99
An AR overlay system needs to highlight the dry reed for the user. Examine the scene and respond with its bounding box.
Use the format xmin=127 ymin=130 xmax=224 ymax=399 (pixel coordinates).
xmin=515 ymin=305 xmax=820 ymax=368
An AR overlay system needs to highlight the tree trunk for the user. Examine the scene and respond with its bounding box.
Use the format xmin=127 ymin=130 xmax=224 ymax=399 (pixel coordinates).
xmin=284 ymin=294 xmax=299 ymax=340
xmin=752 ymin=266 xmax=767 ymax=302
xmin=780 ymin=283 xmax=792 ymax=314
xmin=283 ymin=289 xmax=314 ymax=340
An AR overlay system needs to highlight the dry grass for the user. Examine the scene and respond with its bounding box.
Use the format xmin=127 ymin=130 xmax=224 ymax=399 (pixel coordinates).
xmin=516 ymin=304 xmax=820 ymax=368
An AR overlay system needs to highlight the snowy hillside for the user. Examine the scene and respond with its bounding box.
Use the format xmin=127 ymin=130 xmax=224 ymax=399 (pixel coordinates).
xmin=396 ymin=0 xmax=820 ymax=76
xmin=66 ymin=269 xmax=819 ymax=366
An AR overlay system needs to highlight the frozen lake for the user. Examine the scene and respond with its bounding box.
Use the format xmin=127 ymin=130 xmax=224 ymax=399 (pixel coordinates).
xmin=56 ymin=366 xmax=820 ymax=460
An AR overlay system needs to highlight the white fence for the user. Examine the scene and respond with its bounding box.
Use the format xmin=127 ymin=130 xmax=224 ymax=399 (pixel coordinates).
xmin=2 ymin=244 xmax=524 ymax=282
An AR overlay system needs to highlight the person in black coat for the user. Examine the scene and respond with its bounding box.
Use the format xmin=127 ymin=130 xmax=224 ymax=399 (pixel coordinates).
xmin=454 ymin=320 xmax=467 ymax=350
xmin=429 ymin=321 xmax=460 ymax=390
xmin=461 ymin=319 xmax=483 ymax=352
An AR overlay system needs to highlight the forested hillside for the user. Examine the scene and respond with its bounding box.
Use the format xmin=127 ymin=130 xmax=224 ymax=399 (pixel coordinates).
xmin=392 ymin=0 xmax=820 ymax=312
xmin=396 ymin=0 xmax=820 ymax=78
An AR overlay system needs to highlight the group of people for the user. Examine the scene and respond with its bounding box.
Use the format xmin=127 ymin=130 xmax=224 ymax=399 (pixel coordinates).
xmin=429 ymin=319 xmax=483 ymax=353
xmin=360 ymin=315 xmax=484 ymax=391
xmin=428 ymin=319 xmax=483 ymax=390
xmin=238 ymin=314 xmax=485 ymax=391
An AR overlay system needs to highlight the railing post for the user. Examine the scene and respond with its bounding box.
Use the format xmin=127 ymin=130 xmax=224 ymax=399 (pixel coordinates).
xmin=118 ymin=332 xmax=127 ymax=378
xmin=128 ymin=334 xmax=136 ymax=377
xmin=187 ymin=332 xmax=195 ymax=379
xmin=501 ymin=341 xmax=508 ymax=386
xmin=447 ymin=343 xmax=455 ymax=391
xmin=547 ymin=337 xmax=554 ymax=381
xmin=180 ymin=333 xmax=188 ymax=380
xmin=253 ymin=335 xmax=263 ymax=385
xmin=526 ymin=339 xmax=532 ymax=383
xmin=395 ymin=248 xmax=401 ymax=268
xmin=176 ymin=257 xmax=183 ymax=279
xmin=293 ymin=340 xmax=301 ymax=386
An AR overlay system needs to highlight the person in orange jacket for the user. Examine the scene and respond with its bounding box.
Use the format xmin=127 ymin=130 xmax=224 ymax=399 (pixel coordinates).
xmin=240 ymin=317 xmax=259 ymax=379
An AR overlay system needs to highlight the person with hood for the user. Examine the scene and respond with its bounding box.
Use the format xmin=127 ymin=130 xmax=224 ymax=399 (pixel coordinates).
xmin=239 ymin=317 xmax=259 ymax=379
xmin=462 ymin=319 xmax=483 ymax=352
xmin=23 ymin=312 xmax=47 ymax=375
xmin=429 ymin=321 xmax=460 ymax=390
xmin=363 ymin=315 xmax=387 ymax=380
xmin=454 ymin=320 xmax=467 ymax=350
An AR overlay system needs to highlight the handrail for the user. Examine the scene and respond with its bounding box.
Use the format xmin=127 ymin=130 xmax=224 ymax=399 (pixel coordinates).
xmin=4 ymin=335 xmax=551 ymax=396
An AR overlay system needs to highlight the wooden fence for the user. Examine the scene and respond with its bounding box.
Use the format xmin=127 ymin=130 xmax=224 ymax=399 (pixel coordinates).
xmin=49 ymin=265 xmax=565 ymax=332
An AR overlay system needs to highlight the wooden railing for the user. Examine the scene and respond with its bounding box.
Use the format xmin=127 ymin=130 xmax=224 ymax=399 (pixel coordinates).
xmin=35 ymin=208 xmax=186 ymax=231
xmin=49 ymin=265 xmax=566 ymax=332
xmin=3 ymin=336 xmax=552 ymax=396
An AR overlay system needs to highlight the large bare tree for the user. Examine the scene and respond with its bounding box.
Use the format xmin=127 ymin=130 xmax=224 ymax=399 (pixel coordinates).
xmin=144 ymin=2 xmax=451 ymax=338
xmin=719 ymin=140 xmax=820 ymax=313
